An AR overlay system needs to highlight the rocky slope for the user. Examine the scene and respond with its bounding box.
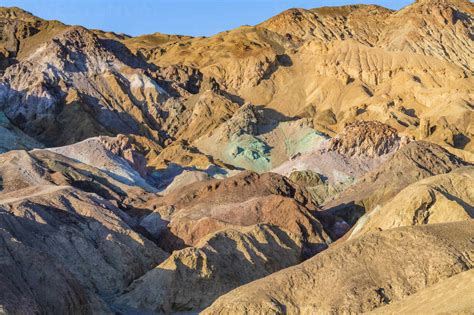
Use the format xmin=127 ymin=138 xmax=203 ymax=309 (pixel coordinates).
xmin=368 ymin=269 xmax=474 ymax=315
xmin=0 ymin=151 xmax=169 ymax=313
xmin=273 ymin=121 xmax=411 ymax=205
xmin=379 ymin=0 xmax=474 ymax=71
xmin=259 ymin=5 xmax=391 ymax=45
xmin=203 ymin=221 xmax=474 ymax=314
xmin=117 ymin=0 xmax=473 ymax=161
xmin=138 ymin=171 xmax=329 ymax=252
xmin=349 ymin=166 xmax=474 ymax=238
xmin=323 ymin=140 xmax=469 ymax=227
xmin=0 ymin=1 xmax=473 ymax=314
xmin=1 ymin=1 xmax=473 ymax=162
xmin=116 ymin=224 xmax=303 ymax=313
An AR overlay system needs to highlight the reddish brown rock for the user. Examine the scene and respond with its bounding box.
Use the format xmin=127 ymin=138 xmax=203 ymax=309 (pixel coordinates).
xmin=142 ymin=171 xmax=328 ymax=252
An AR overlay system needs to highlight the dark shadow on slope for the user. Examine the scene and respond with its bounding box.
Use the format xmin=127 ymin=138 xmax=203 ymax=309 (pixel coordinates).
xmin=0 ymin=194 xmax=168 ymax=314
xmin=314 ymin=202 xmax=366 ymax=241
xmin=112 ymin=224 xmax=304 ymax=314
xmin=255 ymin=106 xmax=297 ymax=123
xmin=99 ymin=38 xmax=157 ymax=71
xmin=261 ymin=54 xmax=293 ymax=81
xmin=454 ymin=134 xmax=470 ymax=150
xmin=435 ymin=188 xmax=474 ymax=218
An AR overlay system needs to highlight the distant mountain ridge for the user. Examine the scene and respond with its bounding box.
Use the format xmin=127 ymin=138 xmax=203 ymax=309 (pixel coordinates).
xmin=0 ymin=1 xmax=473 ymax=314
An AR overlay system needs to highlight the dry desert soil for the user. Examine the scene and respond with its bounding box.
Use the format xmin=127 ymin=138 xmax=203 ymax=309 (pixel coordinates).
xmin=0 ymin=0 xmax=473 ymax=314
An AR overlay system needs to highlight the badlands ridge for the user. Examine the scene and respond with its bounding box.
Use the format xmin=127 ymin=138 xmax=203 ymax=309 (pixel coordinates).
xmin=0 ymin=0 xmax=473 ymax=314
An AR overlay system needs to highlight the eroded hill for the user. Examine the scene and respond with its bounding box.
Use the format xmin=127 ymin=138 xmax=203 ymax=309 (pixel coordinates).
xmin=0 ymin=1 xmax=473 ymax=314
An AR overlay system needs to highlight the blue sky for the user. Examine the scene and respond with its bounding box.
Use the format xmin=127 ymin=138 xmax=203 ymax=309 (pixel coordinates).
xmin=3 ymin=0 xmax=413 ymax=37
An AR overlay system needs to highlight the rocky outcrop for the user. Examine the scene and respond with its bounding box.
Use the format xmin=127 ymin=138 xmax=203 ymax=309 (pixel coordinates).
xmin=203 ymin=221 xmax=474 ymax=314
xmin=325 ymin=121 xmax=408 ymax=158
xmin=289 ymin=170 xmax=323 ymax=186
xmin=172 ymin=90 xmax=240 ymax=142
xmin=349 ymin=166 xmax=474 ymax=238
xmin=116 ymin=224 xmax=302 ymax=313
xmin=141 ymin=171 xmax=329 ymax=252
xmin=324 ymin=141 xmax=469 ymax=227
xmin=288 ymin=170 xmax=342 ymax=206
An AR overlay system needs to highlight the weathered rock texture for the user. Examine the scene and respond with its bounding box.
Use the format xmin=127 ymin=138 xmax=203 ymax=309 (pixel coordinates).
xmin=203 ymin=221 xmax=474 ymax=314
xmin=325 ymin=121 xmax=407 ymax=158
xmin=141 ymin=171 xmax=329 ymax=252
xmin=0 ymin=1 xmax=473 ymax=313
xmin=368 ymin=269 xmax=474 ymax=315
xmin=349 ymin=166 xmax=474 ymax=238
xmin=324 ymin=141 xmax=469 ymax=227
xmin=116 ymin=224 xmax=302 ymax=313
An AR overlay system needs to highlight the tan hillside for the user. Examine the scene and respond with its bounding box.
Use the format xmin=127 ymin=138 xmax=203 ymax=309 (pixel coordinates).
xmin=203 ymin=221 xmax=474 ymax=314
xmin=260 ymin=5 xmax=391 ymax=44
xmin=324 ymin=141 xmax=469 ymax=226
xmin=378 ymin=0 xmax=474 ymax=71
xmin=368 ymin=269 xmax=474 ymax=315
xmin=0 ymin=1 xmax=473 ymax=314
xmin=350 ymin=166 xmax=474 ymax=238
xmin=116 ymin=224 xmax=303 ymax=313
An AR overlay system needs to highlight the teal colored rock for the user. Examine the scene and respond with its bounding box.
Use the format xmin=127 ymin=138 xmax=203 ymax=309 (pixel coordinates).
xmin=226 ymin=134 xmax=272 ymax=172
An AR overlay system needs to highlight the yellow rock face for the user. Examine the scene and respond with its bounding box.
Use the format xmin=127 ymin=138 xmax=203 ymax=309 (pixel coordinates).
xmin=349 ymin=166 xmax=474 ymax=238
xmin=0 ymin=1 xmax=473 ymax=314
